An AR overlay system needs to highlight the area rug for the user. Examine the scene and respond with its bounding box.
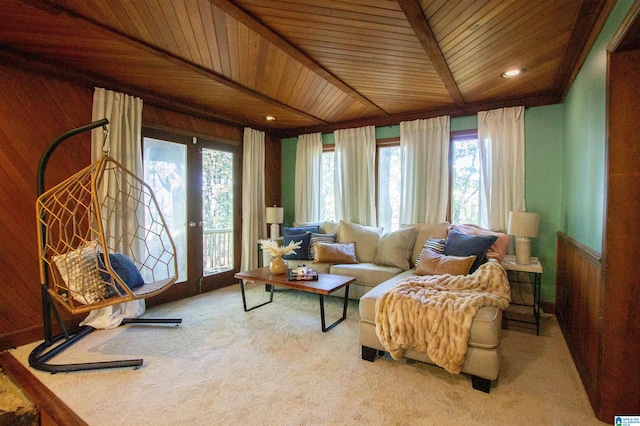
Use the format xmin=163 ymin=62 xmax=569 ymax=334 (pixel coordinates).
xmin=10 ymin=283 xmax=606 ymax=425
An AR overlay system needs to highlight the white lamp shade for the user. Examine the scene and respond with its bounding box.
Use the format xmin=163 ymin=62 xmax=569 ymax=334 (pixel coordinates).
xmin=507 ymin=211 xmax=540 ymax=238
xmin=265 ymin=206 xmax=283 ymax=224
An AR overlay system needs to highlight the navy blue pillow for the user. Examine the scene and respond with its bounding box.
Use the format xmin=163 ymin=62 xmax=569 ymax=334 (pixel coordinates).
xmin=283 ymin=226 xmax=319 ymax=236
xmin=98 ymin=252 xmax=145 ymax=294
xmin=282 ymin=233 xmax=312 ymax=260
xmin=444 ymin=229 xmax=497 ymax=273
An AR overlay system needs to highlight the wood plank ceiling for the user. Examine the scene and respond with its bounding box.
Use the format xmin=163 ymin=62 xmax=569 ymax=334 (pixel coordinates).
xmin=0 ymin=0 xmax=613 ymax=137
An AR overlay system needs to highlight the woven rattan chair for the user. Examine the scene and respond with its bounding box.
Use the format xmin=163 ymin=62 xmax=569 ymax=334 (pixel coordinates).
xmin=30 ymin=119 xmax=181 ymax=373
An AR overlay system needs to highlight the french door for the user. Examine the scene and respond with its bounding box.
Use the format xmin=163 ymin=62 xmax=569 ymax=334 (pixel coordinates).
xmin=142 ymin=128 xmax=240 ymax=295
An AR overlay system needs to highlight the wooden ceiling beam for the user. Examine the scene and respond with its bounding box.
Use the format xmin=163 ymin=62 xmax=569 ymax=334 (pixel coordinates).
xmin=396 ymin=0 xmax=464 ymax=104
xmin=0 ymin=46 xmax=250 ymax=130
xmin=16 ymin=0 xmax=326 ymax=127
xmin=554 ymin=0 xmax=617 ymax=101
xmin=209 ymin=0 xmax=388 ymax=116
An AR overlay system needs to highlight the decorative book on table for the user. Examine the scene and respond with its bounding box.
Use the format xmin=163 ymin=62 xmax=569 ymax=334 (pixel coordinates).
xmin=288 ymin=269 xmax=318 ymax=281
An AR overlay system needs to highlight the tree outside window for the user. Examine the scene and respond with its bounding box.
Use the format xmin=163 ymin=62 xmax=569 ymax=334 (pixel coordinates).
xmin=202 ymin=148 xmax=233 ymax=231
xmin=321 ymin=151 xmax=335 ymax=222
xmin=377 ymin=146 xmax=401 ymax=231
xmin=451 ymin=136 xmax=480 ymax=225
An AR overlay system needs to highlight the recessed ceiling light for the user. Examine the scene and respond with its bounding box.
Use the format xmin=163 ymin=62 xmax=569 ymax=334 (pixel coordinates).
xmin=265 ymin=116 xmax=276 ymax=121
xmin=502 ymin=68 xmax=526 ymax=78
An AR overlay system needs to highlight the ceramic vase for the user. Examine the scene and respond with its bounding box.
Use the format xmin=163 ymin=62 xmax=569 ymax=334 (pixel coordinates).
xmin=269 ymin=256 xmax=288 ymax=274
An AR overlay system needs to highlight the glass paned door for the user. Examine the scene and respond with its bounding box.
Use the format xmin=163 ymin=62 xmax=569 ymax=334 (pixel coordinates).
xmin=143 ymin=138 xmax=188 ymax=282
xmin=143 ymin=130 xmax=240 ymax=294
xmin=201 ymin=147 xmax=234 ymax=275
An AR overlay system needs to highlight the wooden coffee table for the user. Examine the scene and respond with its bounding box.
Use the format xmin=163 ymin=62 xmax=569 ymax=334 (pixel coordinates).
xmin=234 ymin=267 xmax=355 ymax=332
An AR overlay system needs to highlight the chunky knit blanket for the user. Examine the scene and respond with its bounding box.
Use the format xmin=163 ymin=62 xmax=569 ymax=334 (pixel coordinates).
xmin=375 ymin=260 xmax=511 ymax=374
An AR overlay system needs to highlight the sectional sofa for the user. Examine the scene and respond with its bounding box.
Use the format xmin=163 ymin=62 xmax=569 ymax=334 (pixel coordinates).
xmin=274 ymin=220 xmax=509 ymax=392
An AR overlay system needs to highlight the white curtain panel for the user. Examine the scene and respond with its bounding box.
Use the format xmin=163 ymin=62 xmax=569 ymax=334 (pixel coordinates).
xmin=92 ymin=87 xmax=143 ymax=181
xmin=86 ymin=87 xmax=145 ymax=329
xmin=478 ymin=106 xmax=526 ymax=231
xmin=294 ymin=132 xmax=323 ymax=222
xmin=91 ymin=88 xmax=145 ymax=275
xmin=240 ymin=127 xmax=266 ymax=272
xmin=333 ymin=126 xmax=376 ymax=226
xmin=399 ymin=116 xmax=450 ymax=224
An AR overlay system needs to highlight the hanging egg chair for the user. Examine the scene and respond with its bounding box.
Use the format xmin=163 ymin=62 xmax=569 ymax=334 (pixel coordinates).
xmin=30 ymin=118 xmax=181 ymax=373
xmin=37 ymin=150 xmax=178 ymax=314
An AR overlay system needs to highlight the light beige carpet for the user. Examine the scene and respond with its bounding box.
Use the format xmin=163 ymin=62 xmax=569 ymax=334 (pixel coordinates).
xmin=11 ymin=283 xmax=606 ymax=425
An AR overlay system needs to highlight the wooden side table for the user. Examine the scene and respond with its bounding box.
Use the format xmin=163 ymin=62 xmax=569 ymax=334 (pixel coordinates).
xmin=502 ymin=255 xmax=543 ymax=335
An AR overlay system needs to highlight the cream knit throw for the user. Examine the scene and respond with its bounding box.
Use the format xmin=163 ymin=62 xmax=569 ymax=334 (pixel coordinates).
xmin=375 ymin=260 xmax=511 ymax=374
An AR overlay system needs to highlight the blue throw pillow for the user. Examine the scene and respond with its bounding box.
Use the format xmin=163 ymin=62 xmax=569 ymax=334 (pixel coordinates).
xmin=98 ymin=252 xmax=145 ymax=294
xmin=282 ymin=233 xmax=312 ymax=260
xmin=444 ymin=229 xmax=497 ymax=273
xmin=283 ymin=226 xmax=319 ymax=236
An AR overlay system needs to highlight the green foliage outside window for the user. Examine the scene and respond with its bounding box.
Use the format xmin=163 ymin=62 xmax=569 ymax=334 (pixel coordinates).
xmin=202 ymin=149 xmax=233 ymax=230
xmin=322 ymin=151 xmax=335 ymax=222
xmin=451 ymin=138 xmax=480 ymax=225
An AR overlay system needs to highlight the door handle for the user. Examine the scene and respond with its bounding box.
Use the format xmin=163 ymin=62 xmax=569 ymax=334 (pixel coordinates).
xmin=188 ymin=221 xmax=204 ymax=228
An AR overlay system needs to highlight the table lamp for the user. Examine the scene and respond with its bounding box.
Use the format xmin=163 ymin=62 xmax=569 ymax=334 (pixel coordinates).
xmin=266 ymin=206 xmax=284 ymax=239
xmin=508 ymin=211 xmax=540 ymax=264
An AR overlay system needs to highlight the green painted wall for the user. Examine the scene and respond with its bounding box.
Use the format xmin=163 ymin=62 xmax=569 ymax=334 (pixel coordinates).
xmin=451 ymin=115 xmax=478 ymax=132
xmin=525 ymin=105 xmax=564 ymax=301
xmin=561 ymin=0 xmax=633 ymax=252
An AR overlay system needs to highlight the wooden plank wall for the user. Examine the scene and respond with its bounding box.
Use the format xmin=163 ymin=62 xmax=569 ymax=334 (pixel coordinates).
xmin=555 ymin=232 xmax=602 ymax=415
xmin=0 ymin=64 xmax=279 ymax=350
xmin=0 ymin=64 xmax=94 ymax=350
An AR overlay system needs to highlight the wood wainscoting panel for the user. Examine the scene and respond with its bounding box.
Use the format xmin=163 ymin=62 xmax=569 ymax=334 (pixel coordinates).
xmin=555 ymin=232 xmax=602 ymax=410
xmin=601 ymin=44 xmax=640 ymax=421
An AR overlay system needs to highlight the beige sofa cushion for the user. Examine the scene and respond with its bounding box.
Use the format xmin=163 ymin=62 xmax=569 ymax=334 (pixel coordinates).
xmin=373 ymin=227 xmax=416 ymax=270
xmin=322 ymin=222 xmax=340 ymax=235
xmin=401 ymin=222 xmax=450 ymax=266
xmin=330 ymin=263 xmax=402 ymax=288
xmin=337 ymin=220 xmax=383 ymax=263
